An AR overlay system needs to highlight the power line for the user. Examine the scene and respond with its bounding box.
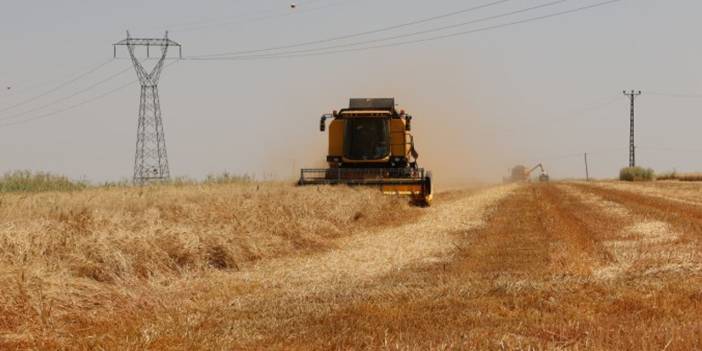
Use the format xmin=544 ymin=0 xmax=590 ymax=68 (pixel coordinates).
xmin=167 ymin=0 xmax=337 ymax=30
xmin=571 ymin=95 xmax=623 ymax=114
xmin=488 ymin=94 xmax=622 ymax=134
xmin=0 ymin=59 xmax=114 ymax=113
xmin=524 ymin=95 xmax=621 ymax=127
xmin=0 ymin=66 xmax=132 ymax=122
xmin=0 ymin=61 xmax=113 ymax=99
xmin=536 ymin=146 xmax=626 ymax=163
xmin=637 ymin=145 xmax=702 ymax=153
xmin=0 ymin=1 xmax=622 ymax=128
xmin=195 ymin=0 xmax=517 ymax=58
xmin=0 ymin=79 xmax=135 ymax=128
xmin=172 ymin=0 xmax=355 ymax=33
xmin=0 ymin=61 xmax=178 ymax=128
xmin=647 ymin=91 xmax=702 ymax=99
xmin=192 ymin=0 xmax=564 ymax=59
xmin=188 ymin=0 xmax=623 ymax=61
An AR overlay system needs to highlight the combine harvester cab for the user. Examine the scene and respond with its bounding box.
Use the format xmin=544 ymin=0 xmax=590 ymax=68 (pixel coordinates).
xmin=298 ymin=98 xmax=433 ymax=206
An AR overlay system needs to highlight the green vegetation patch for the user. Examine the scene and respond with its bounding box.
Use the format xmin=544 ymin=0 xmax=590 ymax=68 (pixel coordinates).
xmin=0 ymin=170 xmax=88 ymax=193
xmin=619 ymin=167 xmax=655 ymax=182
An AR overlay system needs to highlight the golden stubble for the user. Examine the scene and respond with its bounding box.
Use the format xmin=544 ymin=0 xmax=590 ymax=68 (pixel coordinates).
xmin=3 ymin=181 xmax=702 ymax=350
xmin=0 ymin=181 xmax=427 ymax=349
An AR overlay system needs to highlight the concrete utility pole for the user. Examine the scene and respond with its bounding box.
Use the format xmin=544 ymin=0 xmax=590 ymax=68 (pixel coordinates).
xmin=623 ymin=90 xmax=642 ymax=168
xmin=584 ymin=152 xmax=590 ymax=181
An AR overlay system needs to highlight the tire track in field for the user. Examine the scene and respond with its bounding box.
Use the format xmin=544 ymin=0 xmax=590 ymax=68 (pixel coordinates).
xmin=257 ymin=183 xmax=656 ymax=349
xmin=191 ymin=184 xmax=520 ymax=343
xmin=237 ymin=184 xmax=518 ymax=292
xmin=185 ymin=183 xmax=702 ymax=349
xmin=534 ymin=184 xmax=616 ymax=277
xmin=453 ymin=184 xmax=616 ymax=280
xmin=592 ymin=181 xmax=702 ymax=207
xmin=249 ymin=184 xmax=593 ymax=349
xmin=573 ymin=182 xmax=702 ymax=236
xmin=557 ymin=184 xmax=676 ymax=280
xmin=570 ymin=183 xmax=702 ymax=278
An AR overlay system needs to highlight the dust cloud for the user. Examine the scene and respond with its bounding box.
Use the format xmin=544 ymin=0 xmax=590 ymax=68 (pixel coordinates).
xmin=260 ymin=52 xmax=514 ymax=187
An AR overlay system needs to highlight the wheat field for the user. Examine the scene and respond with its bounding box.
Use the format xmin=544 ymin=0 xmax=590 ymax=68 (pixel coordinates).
xmin=0 ymin=181 xmax=422 ymax=349
xmin=2 ymin=180 xmax=702 ymax=350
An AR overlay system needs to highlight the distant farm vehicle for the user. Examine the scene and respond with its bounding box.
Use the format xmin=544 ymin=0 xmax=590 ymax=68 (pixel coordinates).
xmin=504 ymin=163 xmax=550 ymax=183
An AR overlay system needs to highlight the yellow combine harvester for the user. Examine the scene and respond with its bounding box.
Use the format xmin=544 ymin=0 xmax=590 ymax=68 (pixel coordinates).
xmin=298 ymin=98 xmax=433 ymax=206
xmin=505 ymin=163 xmax=550 ymax=183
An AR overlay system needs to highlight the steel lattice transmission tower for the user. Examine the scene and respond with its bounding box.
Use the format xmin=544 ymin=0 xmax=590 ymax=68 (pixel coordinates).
xmin=114 ymin=31 xmax=182 ymax=183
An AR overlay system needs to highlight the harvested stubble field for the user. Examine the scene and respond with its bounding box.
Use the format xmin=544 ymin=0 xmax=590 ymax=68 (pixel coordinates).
xmin=2 ymin=180 xmax=702 ymax=350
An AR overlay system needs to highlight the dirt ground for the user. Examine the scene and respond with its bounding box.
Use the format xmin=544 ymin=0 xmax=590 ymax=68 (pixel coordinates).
xmin=2 ymin=181 xmax=702 ymax=350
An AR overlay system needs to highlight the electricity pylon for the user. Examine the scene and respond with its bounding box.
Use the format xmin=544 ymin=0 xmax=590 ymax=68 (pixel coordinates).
xmin=114 ymin=31 xmax=181 ymax=183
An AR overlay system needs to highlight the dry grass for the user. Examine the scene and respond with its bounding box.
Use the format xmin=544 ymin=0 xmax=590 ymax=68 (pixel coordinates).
xmin=238 ymin=185 xmax=515 ymax=293
xmin=656 ymin=172 xmax=702 ymax=182
xmin=0 ymin=181 xmax=424 ymax=349
xmin=562 ymin=184 xmax=701 ymax=281
xmin=592 ymin=180 xmax=702 ymax=206
xmin=3 ymin=180 xmax=702 ymax=350
xmin=243 ymin=183 xmax=702 ymax=350
xmin=285 ymin=184 xmax=702 ymax=349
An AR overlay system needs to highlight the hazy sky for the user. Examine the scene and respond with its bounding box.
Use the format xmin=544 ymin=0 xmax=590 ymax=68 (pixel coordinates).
xmin=0 ymin=0 xmax=700 ymax=184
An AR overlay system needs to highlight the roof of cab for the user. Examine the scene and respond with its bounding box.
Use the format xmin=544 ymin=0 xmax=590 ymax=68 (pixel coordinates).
xmin=339 ymin=110 xmax=393 ymax=117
